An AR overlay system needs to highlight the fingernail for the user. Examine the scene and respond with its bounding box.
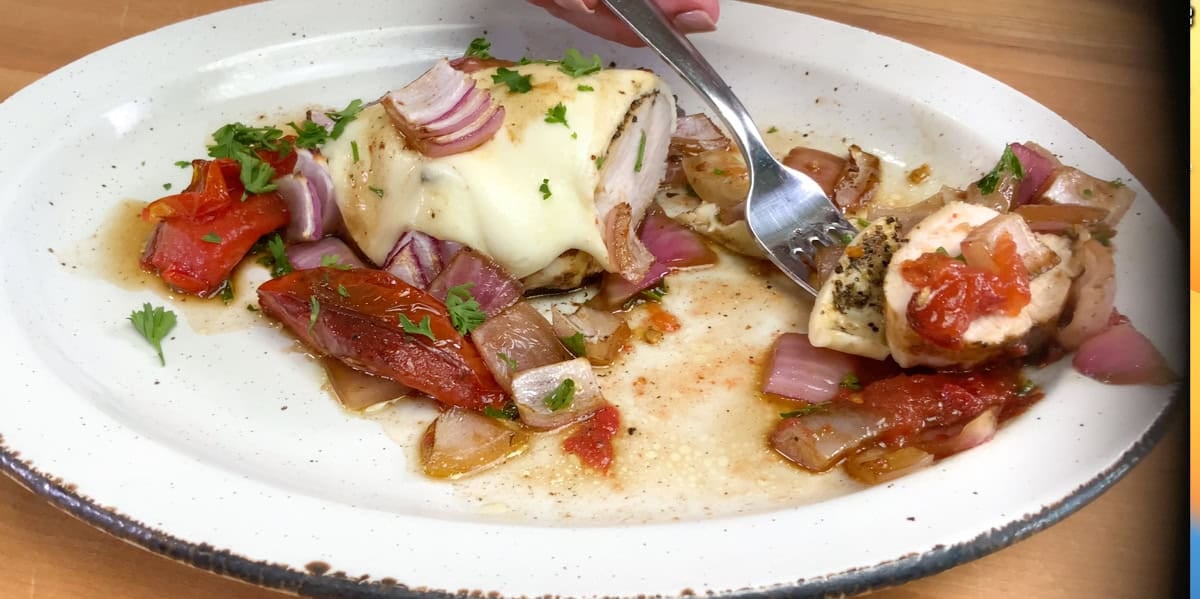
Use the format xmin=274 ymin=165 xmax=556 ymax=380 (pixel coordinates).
xmin=554 ymin=0 xmax=594 ymax=13
xmin=672 ymin=10 xmax=716 ymax=33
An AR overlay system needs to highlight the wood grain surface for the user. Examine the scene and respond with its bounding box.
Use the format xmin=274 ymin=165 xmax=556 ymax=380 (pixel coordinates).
xmin=0 ymin=1 xmax=1184 ymax=597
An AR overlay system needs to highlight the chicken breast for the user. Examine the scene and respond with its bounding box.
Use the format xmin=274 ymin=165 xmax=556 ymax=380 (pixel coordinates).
xmin=327 ymin=63 xmax=675 ymax=282
xmin=807 ymin=216 xmax=904 ymax=360
xmin=883 ymin=201 xmax=1075 ymax=368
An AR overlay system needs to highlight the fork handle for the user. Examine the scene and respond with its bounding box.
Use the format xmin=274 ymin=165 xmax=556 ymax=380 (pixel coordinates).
xmin=601 ymin=0 xmax=778 ymax=172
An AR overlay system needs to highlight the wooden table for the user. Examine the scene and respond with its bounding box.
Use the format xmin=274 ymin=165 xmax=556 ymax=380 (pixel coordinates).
xmin=0 ymin=1 xmax=1184 ymax=597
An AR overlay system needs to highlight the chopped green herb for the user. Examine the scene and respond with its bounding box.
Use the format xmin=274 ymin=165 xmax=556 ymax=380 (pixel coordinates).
xmin=445 ymin=283 xmax=487 ymax=335
xmin=325 ymin=99 xmax=365 ymax=140
xmin=640 ymin=280 xmax=667 ymax=302
xmin=594 ymin=155 xmax=605 ymax=170
xmin=207 ymin=122 xmax=288 ymax=195
xmin=976 ymin=145 xmax=1025 ymax=195
xmin=307 ymin=296 xmax=320 ymax=331
xmin=767 ymin=126 xmax=779 ymax=134
xmin=543 ymin=378 xmax=576 ymax=411
xmin=369 ymin=186 xmax=385 ymax=198
xmin=265 ymin=234 xmax=293 ymax=278
xmin=1016 ymin=379 xmax=1037 ymax=396
xmin=837 ymin=231 xmax=855 ymax=245
xmin=780 ymin=403 xmax=828 ymax=419
xmin=571 ymin=132 xmax=578 ymax=140
xmin=218 ymin=281 xmax=235 ymax=305
xmin=465 ymin=37 xmax=492 ymax=59
xmin=247 ymin=304 xmax=259 ymax=312
xmin=685 ymin=183 xmax=698 ymax=198
xmin=492 ymin=67 xmax=533 ymax=93
xmin=559 ymin=48 xmax=602 ymax=77
xmin=544 ymin=102 xmax=569 ymax=128
xmin=955 ymin=254 xmax=966 ymax=262
xmin=497 ymin=352 xmax=518 ymax=371
xmin=839 ymin=372 xmax=861 ymax=391
xmin=337 ymin=284 xmax=350 ymax=298
xmin=201 ymin=232 xmax=222 ymax=244
xmin=399 ymin=314 xmax=437 ymax=341
xmin=561 ymin=332 xmax=586 ymax=357
xmin=517 ymin=56 xmax=533 ymax=66
xmin=174 ymin=160 xmax=191 ymax=168
xmin=935 ymin=246 xmax=949 ymax=256
xmin=351 ymin=140 xmax=360 ymax=163
xmin=856 ymin=217 xmax=871 ymax=228
xmin=1109 ymin=178 xmax=1125 ymax=188
xmin=577 ymin=84 xmax=595 ymax=92
xmin=1082 ymin=188 xmax=1094 ymax=198
xmin=483 ymin=403 xmax=520 ymax=420
xmin=129 ymin=303 xmax=177 ymax=366
xmin=320 ymin=254 xmax=354 ymax=270
xmin=712 ymin=168 xmax=727 ymax=176
xmin=539 ymin=178 xmax=552 ymax=200
xmin=289 ymin=120 xmax=330 ymax=149
xmin=634 ymin=130 xmax=646 ymax=173
xmin=162 ymin=183 xmax=173 ymax=191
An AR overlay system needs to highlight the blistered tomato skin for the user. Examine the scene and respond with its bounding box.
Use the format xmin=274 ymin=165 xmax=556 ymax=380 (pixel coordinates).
xmin=900 ymin=234 xmax=1030 ymax=348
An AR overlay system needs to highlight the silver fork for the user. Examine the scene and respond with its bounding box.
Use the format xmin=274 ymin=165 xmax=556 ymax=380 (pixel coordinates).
xmin=602 ymin=0 xmax=857 ymax=296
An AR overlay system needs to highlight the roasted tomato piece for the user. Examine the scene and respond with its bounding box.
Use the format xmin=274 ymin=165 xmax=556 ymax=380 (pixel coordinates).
xmin=563 ymin=405 xmax=621 ymax=473
xmin=140 ymin=159 xmax=288 ymax=297
xmin=257 ymin=268 xmax=507 ymax=410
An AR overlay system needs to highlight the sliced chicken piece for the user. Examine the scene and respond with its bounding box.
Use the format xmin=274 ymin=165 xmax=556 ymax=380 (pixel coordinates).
xmin=808 ymin=217 xmax=905 ymax=360
xmin=883 ymin=201 xmax=1076 ymax=368
xmin=595 ymin=91 xmax=677 ymax=282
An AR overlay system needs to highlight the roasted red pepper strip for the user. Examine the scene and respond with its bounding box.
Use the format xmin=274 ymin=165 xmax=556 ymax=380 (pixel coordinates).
xmin=257 ymin=268 xmax=508 ymax=410
xmin=140 ymin=159 xmax=289 ymax=297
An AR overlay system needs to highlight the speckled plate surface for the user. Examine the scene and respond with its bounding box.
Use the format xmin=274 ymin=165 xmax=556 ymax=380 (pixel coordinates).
xmin=0 ymin=1 xmax=1184 ymax=597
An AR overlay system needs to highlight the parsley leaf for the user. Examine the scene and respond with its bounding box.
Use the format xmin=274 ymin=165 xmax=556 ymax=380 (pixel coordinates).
xmin=207 ymin=123 xmax=288 ymax=195
xmin=559 ymin=48 xmax=602 ymax=77
xmin=465 ymin=37 xmax=493 ymax=59
xmin=174 ymin=160 xmax=191 ymax=168
xmin=1110 ymin=177 xmax=1125 ymax=188
xmin=129 ymin=303 xmax=178 ymax=366
xmin=218 ymin=281 xmax=235 ymax=305
xmin=780 ymin=403 xmax=828 ymax=419
xmin=561 ymin=332 xmax=586 ymax=357
xmin=641 ymin=281 xmax=667 ymax=302
xmin=594 ymin=155 xmax=605 ymax=170
xmin=289 ymin=120 xmax=330 ymax=149
xmin=856 ymin=217 xmax=871 ymax=228
xmin=492 ymin=67 xmax=532 ymax=93
xmin=497 ymin=352 xmax=518 ymax=371
xmin=840 ymin=372 xmax=861 ymax=391
xmin=544 ymin=102 xmax=569 ymax=128
xmin=634 ymin=130 xmax=646 ymax=173
xmin=337 ymin=284 xmax=350 ymax=298
xmin=307 ymin=296 xmax=320 ymax=331
xmin=976 ymin=145 xmax=1025 ymax=195
xmin=369 ymin=186 xmax=385 ymax=198
xmin=544 ymin=378 xmax=576 ymax=411
xmin=201 ymin=232 xmax=222 ymax=244
xmin=483 ymin=403 xmax=520 ymax=420
xmin=325 ymin=99 xmax=365 ymax=140
xmin=935 ymin=246 xmax=949 ymax=256
xmin=399 ymin=314 xmax=437 ymax=341
xmin=767 ymin=126 xmax=779 ymax=134
xmin=712 ymin=168 xmax=727 ymax=176
xmin=162 ymin=183 xmax=173 ymax=191
xmin=539 ymin=178 xmax=552 ymax=200
xmin=577 ymin=84 xmax=594 ymax=92
xmin=264 ymin=234 xmax=293 ymax=278
xmin=320 ymin=255 xmax=354 ymax=270
xmin=351 ymin=140 xmax=360 ymax=163
xmin=445 ymin=283 xmax=487 ymax=335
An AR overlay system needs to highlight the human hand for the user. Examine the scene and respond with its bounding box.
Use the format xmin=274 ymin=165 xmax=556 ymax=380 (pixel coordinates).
xmin=526 ymin=0 xmax=720 ymax=47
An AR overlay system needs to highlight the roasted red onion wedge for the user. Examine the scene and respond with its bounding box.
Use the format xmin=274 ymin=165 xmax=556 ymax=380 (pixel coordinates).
xmin=1013 ymin=204 xmax=1109 ymax=234
xmin=510 ymin=357 xmax=606 ymax=430
xmin=1036 ymin=167 xmax=1135 ymax=226
xmin=782 ymin=146 xmax=847 ymax=198
xmin=321 ymin=357 xmax=411 ymax=412
xmin=960 ymin=214 xmax=1060 ymax=277
xmin=1073 ymin=322 xmax=1176 ymax=385
xmin=383 ymin=59 xmax=505 ymax=157
xmin=427 ymin=248 xmax=522 ymax=318
xmin=843 ymin=446 xmax=934 ymax=485
xmin=383 ymin=231 xmax=461 ymax=288
xmin=420 ymin=407 xmax=529 ymax=479
xmin=551 ymin=305 xmax=632 ymax=366
xmin=762 ymin=333 xmax=861 ymax=404
xmin=669 ymin=113 xmax=731 ymax=156
xmin=274 ymin=174 xmax=322 ymax=242
xmin=294 ymin=149 xmax=340 ymax=235
xmin=1057 ymin=239 xmax=1116 ymax=350
xmin=771 ymin=405 xmax=888 ymax=472
xmin=592 ymin=210 xmax=717 ymax=310
xmin=470 ymin=302 xmax=572 ymax=392
xmin=1008 ymin=142 xmax=1060 ymax=207
xmin=830 ymin=145 xmax=880 ymax=212
xmin=286 ymin=237 xmax=367 ymax=271
xmin=682 ymin=149 xmax=749 ymax=223
xmin=916 ymin=406 xmax=1001 ymax=458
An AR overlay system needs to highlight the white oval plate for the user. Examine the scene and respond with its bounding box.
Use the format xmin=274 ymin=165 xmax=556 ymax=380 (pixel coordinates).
xmin=0 ymin=1 xmax=1183 ymax=597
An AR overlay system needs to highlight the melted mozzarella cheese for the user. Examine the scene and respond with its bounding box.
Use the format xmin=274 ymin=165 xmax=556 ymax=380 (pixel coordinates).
xmin=326 ymin=64 xmax=673 ymax=278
